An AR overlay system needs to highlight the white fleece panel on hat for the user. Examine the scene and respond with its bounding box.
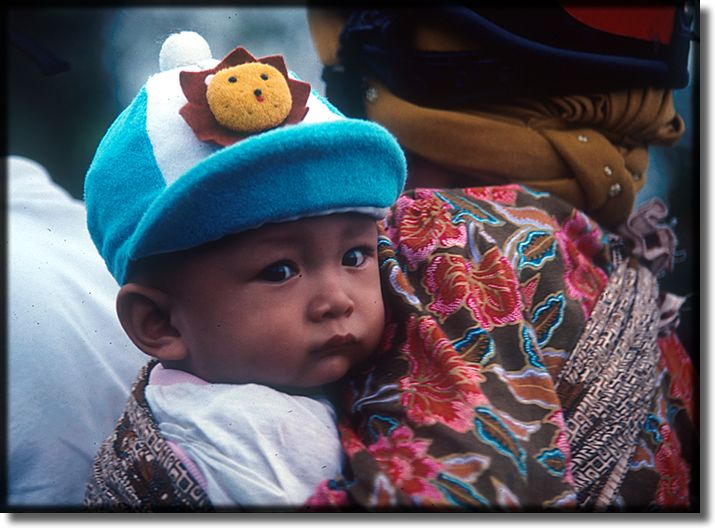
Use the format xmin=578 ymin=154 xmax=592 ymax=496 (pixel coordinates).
xmin=301 ymin=91 xmax=345 ymax=126
xmin=145 ymin=62 xmax=221 ymax=187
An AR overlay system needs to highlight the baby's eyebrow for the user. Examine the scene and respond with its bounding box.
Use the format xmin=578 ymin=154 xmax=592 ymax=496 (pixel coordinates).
xmin=340 ymin=221 xmax=379 ymax=241
xmin=239 ymin=231 xmax=302 ymax=255
xmin=237 ymin=217 xmax=378 ymax=254
xmin=251 ymin=229 xmax=299 ymax=245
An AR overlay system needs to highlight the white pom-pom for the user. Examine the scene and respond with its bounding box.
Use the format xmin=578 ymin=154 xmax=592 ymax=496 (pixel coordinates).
xmin=159 ymin=31 xmax=212 ymax=72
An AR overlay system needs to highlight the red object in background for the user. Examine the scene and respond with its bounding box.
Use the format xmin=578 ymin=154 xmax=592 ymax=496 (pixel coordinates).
xmin=563 ymin=6 xmax=676 ymax=44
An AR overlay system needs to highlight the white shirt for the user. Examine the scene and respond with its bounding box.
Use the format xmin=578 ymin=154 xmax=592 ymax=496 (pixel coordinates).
xmin=7 ymin=156 xmax=147 ymax=507
xmin=145 ymin=364 xmax=343 ymax=507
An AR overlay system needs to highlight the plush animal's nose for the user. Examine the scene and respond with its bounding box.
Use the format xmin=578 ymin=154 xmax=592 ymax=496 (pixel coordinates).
xmin=254 ymin=88 xmax=262 ymax=97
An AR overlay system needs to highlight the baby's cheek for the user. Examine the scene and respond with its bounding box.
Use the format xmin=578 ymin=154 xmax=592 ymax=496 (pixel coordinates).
xmin=366 ymin=297 xmax=387 ymax=347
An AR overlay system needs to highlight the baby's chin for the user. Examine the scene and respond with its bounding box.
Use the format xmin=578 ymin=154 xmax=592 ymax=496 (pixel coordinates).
xmin=273 ymin=356 xmax=360 ymax=394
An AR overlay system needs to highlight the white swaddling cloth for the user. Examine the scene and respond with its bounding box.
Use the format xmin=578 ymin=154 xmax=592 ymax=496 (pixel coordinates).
xmin=145 ymin=364 xmax=343 ymax=507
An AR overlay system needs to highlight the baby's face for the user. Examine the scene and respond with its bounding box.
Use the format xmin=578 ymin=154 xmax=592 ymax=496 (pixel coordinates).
xmin=168 ymin=214 xmax=385 ymax=388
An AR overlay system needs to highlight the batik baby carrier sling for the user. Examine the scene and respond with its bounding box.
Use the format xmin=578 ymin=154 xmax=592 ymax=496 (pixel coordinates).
xmin=86 ymin=186 xmax=695 ymax=511
xmin=308 ymin=186 xmax=695 ymax=511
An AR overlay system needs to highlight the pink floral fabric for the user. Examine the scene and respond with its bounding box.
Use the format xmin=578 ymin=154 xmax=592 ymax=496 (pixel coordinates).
xmin=309 ymin=186 xmax=695 ymax=512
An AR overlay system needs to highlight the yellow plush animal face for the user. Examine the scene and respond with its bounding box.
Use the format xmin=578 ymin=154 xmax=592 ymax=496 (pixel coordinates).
xmin=206 ymin=63 xmax=293 ymax=133
xmin=180 ymin=46 xmax=311 ymax=146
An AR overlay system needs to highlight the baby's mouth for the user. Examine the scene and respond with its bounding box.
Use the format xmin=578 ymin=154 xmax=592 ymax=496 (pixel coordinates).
xmin=315 ymin=334 xmax=357 ymax=356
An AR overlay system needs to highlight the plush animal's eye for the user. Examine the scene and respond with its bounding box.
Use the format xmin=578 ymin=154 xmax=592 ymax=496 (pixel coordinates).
xmin=228 ymin=76 xmax=237 ymax=83
xmin=261 ymin=73 xmax=269 ymax=80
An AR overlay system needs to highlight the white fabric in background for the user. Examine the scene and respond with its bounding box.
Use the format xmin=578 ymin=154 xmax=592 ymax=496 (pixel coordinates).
xmin=146 ymin=378 xmax=342 ymax=507
xmin=7 ymin=156 xmax=147 ymax=508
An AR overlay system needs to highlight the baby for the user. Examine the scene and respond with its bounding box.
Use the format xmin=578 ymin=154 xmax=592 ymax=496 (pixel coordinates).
xmin=119 ymin=214 xmax=385 ymax=508
xmin=83 ymin=32 xmax=405 ymax=510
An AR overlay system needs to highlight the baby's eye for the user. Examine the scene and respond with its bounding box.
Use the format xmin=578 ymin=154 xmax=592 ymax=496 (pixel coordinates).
xmin=342 ymin=247 xmax=370 ymax=267
xmin=260 ymin=73 xmax=269 ymax=80
xmin=258 ymin=262 xmax=297 ymax=283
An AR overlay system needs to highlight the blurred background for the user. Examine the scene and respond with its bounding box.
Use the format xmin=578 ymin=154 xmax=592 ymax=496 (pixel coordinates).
xmin=7 ymin=6 xmax=698 ymax=359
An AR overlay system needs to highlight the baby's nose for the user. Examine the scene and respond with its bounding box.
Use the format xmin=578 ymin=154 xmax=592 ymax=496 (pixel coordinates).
xmin=307 ymin=282 xmax=355 ymax=322
xmin=254 ymin=88 xmax=262 ymax=97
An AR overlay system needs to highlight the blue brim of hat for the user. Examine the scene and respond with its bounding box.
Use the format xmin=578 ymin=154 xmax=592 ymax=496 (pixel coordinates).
xmin=87 ymin=106 xmax=405 ymax=284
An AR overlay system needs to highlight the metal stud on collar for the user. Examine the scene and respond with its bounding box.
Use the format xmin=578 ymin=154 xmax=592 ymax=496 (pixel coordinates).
xmin=608 ymin=182 xmax=622 ymax=197
xmin=365 ymin=86 xmax=378 ymax=103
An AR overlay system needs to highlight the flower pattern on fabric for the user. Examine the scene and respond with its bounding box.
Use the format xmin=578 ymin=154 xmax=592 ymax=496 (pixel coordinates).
xmin=382 ymin=257 xmax=422 ymax=308
xmin=520 ymin=274 xmax=541 ymax=312
xmin=369 ymin=474 xmax=399 ymax=508
xmin=304 ymin=480 xmax=349 ymax=509
xmin=530 ymin=293 xmax=566 ymax=348
xmin=546 ymin=410 xmax=575 ymax=485
xmin=434 ymin=191 xmax=502 ymax=227
xmin=554 ymin=210 xmax=609 ymax=317
xmin=423 ymin=248 xmax=523 ymax=329
xmin=489 ymin=365 xmax=562 ymax=410
xmin=367 ymin=425 xmax=444 ymax=503
xmin=439 ymin=452 xmax=490 ymax=482
xmin=452 ymin=326 xmax=495 ymax=367
xmin=489 ymin=202 xmax=561 ymax=232
xmin=515 ymin=229 xmax=558 ymax=271
xmin=464 ymin=185 xmax=521 ymax=205
xmin=433 ymin=473 xmax=490 ymax=509
xmin=520 ymin=323 xmax=546 ymax=369
xmin=657 ymin=333 xmax=696 ymax=424
xmin=338 ymin=422 xmax=368 ymax=458
xmin=390 ymin=194 xmax=467 ymax=270
xmin=654 ymin=423 xmax=691 ymax=507
xmin=398 ymin=316 xmax=486 ymax=432
xmin=629 ymin=439 xmax=656 ymax=471
xmin=473 ymin=406 xmax=527 ymax=477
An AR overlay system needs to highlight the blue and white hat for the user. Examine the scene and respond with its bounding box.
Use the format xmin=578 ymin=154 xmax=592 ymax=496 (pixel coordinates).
xmin=85 ymin=32 xmax=406 ymax=284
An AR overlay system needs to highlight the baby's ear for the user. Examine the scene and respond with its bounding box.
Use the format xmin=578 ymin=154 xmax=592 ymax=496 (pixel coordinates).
xmin=116 ymin=283 xmax=188 ymax=362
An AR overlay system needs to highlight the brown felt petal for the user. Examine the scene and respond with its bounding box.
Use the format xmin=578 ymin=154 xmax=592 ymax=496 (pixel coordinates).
xmin=260 ymin=55 xmax=289 ymax=78
xmin=179 ymin=103 xmax=247 ymax=146
xmin=180 ymin=71 xmax=210 ymax=105
xmin=285 ymin=80 xmax=312 ymax=123
xmin=291 ymin=79 xmax=311 ymax=108
xmin=286 ymin=107 xmax=310 ymax=125
xmin=217 ymin=47 xmax=258 ymax=69
xmin=179 ymin=103 xmax=215 ymax=136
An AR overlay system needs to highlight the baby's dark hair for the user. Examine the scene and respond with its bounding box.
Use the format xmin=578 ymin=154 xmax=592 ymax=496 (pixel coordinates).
xmin=124 ymin=251 xmax=184 ymax=290
xmin=124 ymin=233 xmax=244 ymax=288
